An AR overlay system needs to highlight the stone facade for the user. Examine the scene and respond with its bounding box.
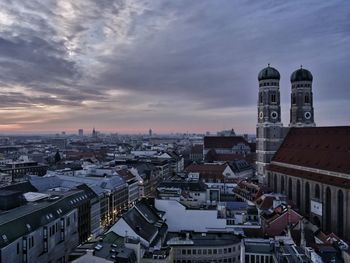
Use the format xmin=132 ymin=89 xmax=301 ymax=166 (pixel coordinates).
xmin=256 ymin=66 xmax=284 ymax=184
xmin=267 ymin=170 xmax=350 ymax=240
xmin=289 ymin=67 xmax=315 ymax=127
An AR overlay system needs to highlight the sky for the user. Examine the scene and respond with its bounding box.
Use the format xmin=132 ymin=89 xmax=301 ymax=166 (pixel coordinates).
xmin=0 ymin=0 xmax=349 ymax=134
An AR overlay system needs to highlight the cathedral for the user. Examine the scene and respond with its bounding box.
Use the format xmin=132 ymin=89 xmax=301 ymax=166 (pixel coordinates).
xmin=256 ymin=65 xmax=350 ymax=240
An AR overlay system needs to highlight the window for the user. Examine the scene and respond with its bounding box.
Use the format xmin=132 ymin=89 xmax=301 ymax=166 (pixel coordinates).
xmin=182 ymin=249 xmax=186 ymax=255
xmin=17 ymin=242 xmax=20 ymax=254
xmin=271 ymin=93 xmax=276 ymax=103
xmin=22 ymin=238 xmax=27 ymax=250
xmin=305 ymin=93 xmax=310 ymax=103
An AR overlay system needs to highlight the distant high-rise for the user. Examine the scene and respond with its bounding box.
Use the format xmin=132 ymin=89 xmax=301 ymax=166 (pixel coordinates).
xmin=78 ymin=129 xmax=84 ymax=137
xmin=92 ymin=127 xmax=97 ymax=138
xmin=149 ymin=128 xmax=152 ymax=137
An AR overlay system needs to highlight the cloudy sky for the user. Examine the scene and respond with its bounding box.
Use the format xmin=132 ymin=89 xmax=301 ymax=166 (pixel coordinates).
xmin=0 ymin=0 xmax=349 ymax=134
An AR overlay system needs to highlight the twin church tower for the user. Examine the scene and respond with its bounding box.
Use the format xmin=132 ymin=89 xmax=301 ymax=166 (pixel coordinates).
xmin=256 ymin=65 xmax=315 ymax=184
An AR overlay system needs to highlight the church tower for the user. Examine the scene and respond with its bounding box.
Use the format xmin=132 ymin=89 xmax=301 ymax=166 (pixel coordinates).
xmin=256 ymin=65 xmax=284 ymax=184
xmin=289 ymin=66 xmax=315 ymax=127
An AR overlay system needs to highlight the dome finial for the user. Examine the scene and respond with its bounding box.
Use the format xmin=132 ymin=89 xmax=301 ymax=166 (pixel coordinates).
xmin=268 ymin=63 xmax=270 ymax=67
xmin=300 ymin=64 xmax=303 ymax=69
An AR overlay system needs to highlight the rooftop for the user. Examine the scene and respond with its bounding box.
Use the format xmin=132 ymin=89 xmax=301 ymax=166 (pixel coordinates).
xmin=166 ymin=232 xmax=241 ymax=247
xmin=204 ymin=136 xmax=249 ymax=149
xmin=271 ymin=126 xmax=350 ymax=175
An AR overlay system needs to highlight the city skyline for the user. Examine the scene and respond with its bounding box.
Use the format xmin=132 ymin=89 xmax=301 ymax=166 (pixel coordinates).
xmin=0 ymin=0 xmax=350 ymax=134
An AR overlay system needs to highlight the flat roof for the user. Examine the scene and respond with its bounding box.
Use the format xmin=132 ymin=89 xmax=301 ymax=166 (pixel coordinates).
xmin=166 ymin=232 xmax=240 ymax=247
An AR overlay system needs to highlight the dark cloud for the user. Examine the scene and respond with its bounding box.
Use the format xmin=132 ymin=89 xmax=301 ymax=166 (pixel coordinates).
xmin=0 ymin=0 xmax=349 ymax=132
xmin=97 ymin=1 xmax=350 ymax=108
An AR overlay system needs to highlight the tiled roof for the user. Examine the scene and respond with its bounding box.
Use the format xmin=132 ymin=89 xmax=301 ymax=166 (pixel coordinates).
xmin=117 ymin=169 xmax=135 ymax=181
xmin=185 ymin=163 xmax=227 ymax=173
xmin=267 ymin=164 xmax=350 ymax=189
xmin=204 ymin=136 xmax=249 ymax=149
xmin=185 ymin=163 xmax=228 ymax=180
xmin=272 ymin=126 xmax=350 ymax=175
xmin=190 ymin=144 xmax=203 ymax=154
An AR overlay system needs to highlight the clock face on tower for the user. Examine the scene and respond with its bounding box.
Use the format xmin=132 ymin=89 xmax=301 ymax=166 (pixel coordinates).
xmin=304 ymin=111 xmax=311 ymax=119
xmin=259 ymin=111 xmax=264 ymax=120
xmin=271 ymin=111 xmax=278 ymax=119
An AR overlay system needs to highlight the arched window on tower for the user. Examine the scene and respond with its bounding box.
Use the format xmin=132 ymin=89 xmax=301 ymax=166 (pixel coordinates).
xmin=271 ymin=93 xmax=276 ymax=103
xmin=259 ymin=93 xmax=263 ymax=104
xmin=305 ymin=93 xmax=310 ymax=103
xmin=292 ymin=94 xmax=296 ymax=105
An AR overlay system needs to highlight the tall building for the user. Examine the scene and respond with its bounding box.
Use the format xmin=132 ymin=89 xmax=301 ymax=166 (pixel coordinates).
xmin=78 ymin=129 xmax=83 ymax=137
xmin=149 ymin=128 xmax=152 ymax=137
xmin=256 ymin=65 xmax=285 ymax=184
xmin=266 ymin=127 xmax=350 ymax=240
xmin=92 ymin=127 xmax=97 ymax=138
xmin=256 ymin=66 xmax=350 ymax=240
xmin=289 ymin=66 xmax=316 ymax=127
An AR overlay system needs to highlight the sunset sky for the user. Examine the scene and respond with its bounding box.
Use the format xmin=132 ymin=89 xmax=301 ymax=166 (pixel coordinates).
xmin=0 ymin=0 xmax=349 ymax=134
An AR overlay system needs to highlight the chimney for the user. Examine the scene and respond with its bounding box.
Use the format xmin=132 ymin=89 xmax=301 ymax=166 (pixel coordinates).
xmin=125 ymin=230 xmax=128 ymax=243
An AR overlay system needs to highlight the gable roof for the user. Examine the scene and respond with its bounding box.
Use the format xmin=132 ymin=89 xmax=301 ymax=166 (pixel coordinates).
xmin=0 ymin=189 xmax=90 ymax=248
xmin=272 ymin=126 xmax=350 ymax=175
xmin=190 ymin=145 xmax=203 ymax=154
xmin=185 ymin=163 xmax=227 ymax=174
xmin=121 ymin=202 xmax=166 ymax=243
xmin=117 ymin=169 xmax=135 ymax=181
xmin=204 ymin=136 xmax=249 ymax=149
